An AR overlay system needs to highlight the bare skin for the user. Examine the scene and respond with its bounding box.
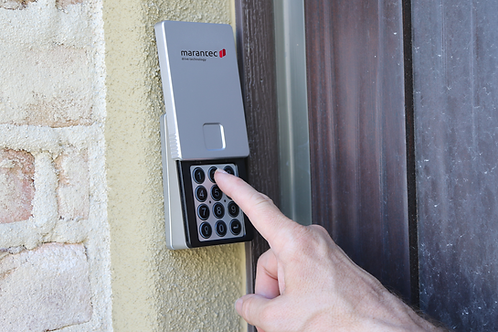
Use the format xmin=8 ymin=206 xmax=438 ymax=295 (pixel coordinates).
xmin=215 ymin=170 xmax=444 ymax=332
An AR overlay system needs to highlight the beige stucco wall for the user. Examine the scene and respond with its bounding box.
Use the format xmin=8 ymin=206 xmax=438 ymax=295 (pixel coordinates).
xmin=1 ymin=0 xmax=246 ymax=330
xmin=104 ymin=0 xmax=246 ymax=331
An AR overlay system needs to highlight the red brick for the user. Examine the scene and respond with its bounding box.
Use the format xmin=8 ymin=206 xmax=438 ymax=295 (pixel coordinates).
xmin=0 ymin=149 xmax=35 ymax=224
xmin=0 ymin=0 xmax=36 ymax=10
xmin=0 ymin=46 xmax=93 ymax=128
xmin=0 ymin=243 xmax=92 ymax=330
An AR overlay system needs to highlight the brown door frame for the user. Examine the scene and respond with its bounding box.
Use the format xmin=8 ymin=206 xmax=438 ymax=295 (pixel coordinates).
xmin=235 ymin=0 xmax=416 ymax=315
xmin=234 ymin=3 xmax=279 ymax=328
xmin=304 ymin=0 xmax=415 ymax=303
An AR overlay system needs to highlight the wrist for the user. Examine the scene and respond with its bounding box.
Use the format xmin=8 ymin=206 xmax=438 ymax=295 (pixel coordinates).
xmin=351 ymin=288 xmax=442 ymax=332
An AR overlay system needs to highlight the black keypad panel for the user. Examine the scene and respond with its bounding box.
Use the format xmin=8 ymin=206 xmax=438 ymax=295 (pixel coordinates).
xmin=190 ymin=164 xmax=246 ymax=242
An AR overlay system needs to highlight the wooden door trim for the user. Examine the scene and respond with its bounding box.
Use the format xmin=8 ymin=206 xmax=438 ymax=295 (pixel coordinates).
xmin=304 ymin=0 xmax=413 ymax=302
xmin=234 ymin=2 xmax=279 ymax=330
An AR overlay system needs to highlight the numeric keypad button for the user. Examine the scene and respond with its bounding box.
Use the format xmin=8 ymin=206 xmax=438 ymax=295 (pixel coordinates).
xmin=198 ymin=204 xmax=210 ymax=220
xmin=215 ymin=220 xmax=227 ymax=237
xmin=213 ymin=203 xmax=225 ymax=219
xmin=208 ymin=166 xmax=217 ymax=183
xmin=200 ymin=222 xmax=212 ymax=239
xmin=224 ymin=165 xmax=235 ymax=175
xmin=193 ymin=167 xmax=205 ymax=184
xmin=195 ymin=186 xmax=207 ymax=202
xmin=211 ymin=185 xmax=223 ymax=201
xmin=230 ymin=219 xmax=242 ymax=235
xmin=227 ymin=201 xmax=239 ymax=217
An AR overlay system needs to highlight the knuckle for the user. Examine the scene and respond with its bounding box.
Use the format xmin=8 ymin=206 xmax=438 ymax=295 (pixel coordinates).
xmin=251 ymin=191 xmax=275 ymax=209
xmin=309 ymin=224 xmax=331 ymax=238
xmin=284 ymin=224 xmax=332 ymax=255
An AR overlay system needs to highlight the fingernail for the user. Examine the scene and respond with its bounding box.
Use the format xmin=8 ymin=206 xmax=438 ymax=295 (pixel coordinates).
xmin=216 ymin=168 xmax=228 ymax=175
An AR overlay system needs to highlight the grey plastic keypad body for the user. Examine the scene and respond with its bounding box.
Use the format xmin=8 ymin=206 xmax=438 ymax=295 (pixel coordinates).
xmin=155 ymin=20 xmax=252 ymax=249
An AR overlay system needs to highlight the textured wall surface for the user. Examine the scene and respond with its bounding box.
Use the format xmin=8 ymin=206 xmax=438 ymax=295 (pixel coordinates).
xmin=103 ymin=0 xmax=246 ymax=331
xmin=0 ymin=0 xmax=111 ymax=331
xmin=1 ymin=0 xmax=245 ymax=331
xmin=0 ymin=243 xmax=92 ymax=331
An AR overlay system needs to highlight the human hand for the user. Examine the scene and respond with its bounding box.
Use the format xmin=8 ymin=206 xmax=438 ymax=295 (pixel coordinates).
xmin=215 ymin=170 xmax=443 ymax=332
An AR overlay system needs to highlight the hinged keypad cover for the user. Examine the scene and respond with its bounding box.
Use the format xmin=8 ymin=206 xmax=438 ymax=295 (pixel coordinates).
xmin=155 ymin=20 xmax=249 ymax=161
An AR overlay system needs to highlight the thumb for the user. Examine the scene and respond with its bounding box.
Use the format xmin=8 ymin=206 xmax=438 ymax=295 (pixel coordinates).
xmin=235 ymin=294 xmax=272 ymax=328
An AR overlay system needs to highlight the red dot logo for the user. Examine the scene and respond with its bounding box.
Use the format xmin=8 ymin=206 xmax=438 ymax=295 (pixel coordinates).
xmin=219 ymin=48 xmax=226 ymax=58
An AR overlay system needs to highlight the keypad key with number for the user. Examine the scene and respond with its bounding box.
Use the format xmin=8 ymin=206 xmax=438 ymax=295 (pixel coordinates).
xmin=216 ymin=220 xmax=227 ymax=237
xmin=200 ymin=222 xmax=212 ymax=239
xmin=193 ymin=167 xmax=205 ymax=184
xmin=211 ymin=185 xmax=223 ymax=201
xmin=196 ymin=186 xmax=207 ymax=202
xmin=228 ymin=201 xmax=239 ymax=217
xmin=198 ymin=204 xmax=210 ymax=220
xmin=213 ymin=203 xmax=225 ymax=219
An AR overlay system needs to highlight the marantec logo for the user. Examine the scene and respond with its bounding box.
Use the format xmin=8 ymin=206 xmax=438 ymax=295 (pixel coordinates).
xmin=181 ymin=48 xmax=227 ymax=62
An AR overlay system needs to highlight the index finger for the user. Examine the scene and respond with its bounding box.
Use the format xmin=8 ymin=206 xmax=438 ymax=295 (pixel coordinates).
xmin=215 ymin=169 xmax=299 ymax=250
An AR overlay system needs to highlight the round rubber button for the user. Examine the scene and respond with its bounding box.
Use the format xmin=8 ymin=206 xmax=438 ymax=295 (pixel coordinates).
xmin=230 ymin=219 xmax=242 ymax=235
xmin=227 ymin=201 xmax=239 ymax=217
xmin=197 ymin=204 xmax=210 ymax=220
xmin=224 ymin=165 xmax=235 ymax=175
xmin=211 ymin=185 xmax=223 ymax=201
xmin=196 ymin=186 xmax=207 ymax=202
xmin=208 ymin=166 xmax=217 ymax=183
xmin=193 ymin=167 xmax=205 ymax=184
xmin=213 ymin=203 xmax=225 ymax=219
xmin=200 ymin=222 xmax=212 ymax=239
xmin=215 ymin=220 xmax=228 ymax=237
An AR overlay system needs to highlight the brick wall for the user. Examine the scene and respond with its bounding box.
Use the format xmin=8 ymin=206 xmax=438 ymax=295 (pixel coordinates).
xmin=0 ymin=0 xmax=111 ymax=331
